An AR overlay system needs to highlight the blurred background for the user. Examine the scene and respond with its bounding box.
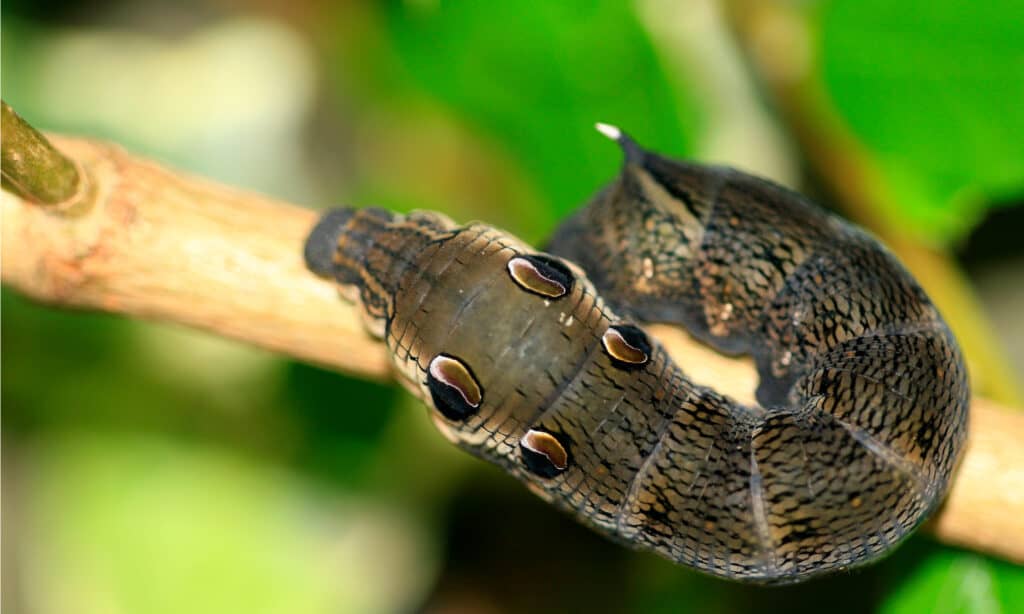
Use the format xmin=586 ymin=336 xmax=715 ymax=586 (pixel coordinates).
xmin=3 ymin=1 xmax=1023 ymax=612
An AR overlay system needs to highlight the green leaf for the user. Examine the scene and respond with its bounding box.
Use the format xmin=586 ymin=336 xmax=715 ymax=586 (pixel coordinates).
xmin=281 ymin=361 xmax=399 ymax=488
xmin=383 ymin=0 xmax=699 ymax=227
xmin=819 ymin=0 xmax=1024 ymax=243
xmin=19 ymin=433 xmax=437 ymax=614
xmin=882 ymin=550 xmax=1024 ymax=614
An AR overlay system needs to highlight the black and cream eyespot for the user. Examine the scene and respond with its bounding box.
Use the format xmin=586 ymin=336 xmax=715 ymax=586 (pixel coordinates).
xmin=601 ymin=324 xmax=652 ymax=369
xmin=506 ymin=254 xmax=575 ymax=299
xmin=426 ymin=353 xmax=483 ymax=421
xmin=519 ymin=428 xmax=572 ymax=478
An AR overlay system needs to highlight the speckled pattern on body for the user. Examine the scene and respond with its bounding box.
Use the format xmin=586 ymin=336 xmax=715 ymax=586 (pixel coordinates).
xmin=303 ymin=128 xmax=968 ymax=584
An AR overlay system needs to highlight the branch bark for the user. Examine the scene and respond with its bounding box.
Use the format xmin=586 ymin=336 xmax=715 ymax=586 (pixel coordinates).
xmin=2 ymin=135 xmax=1022 ymax=565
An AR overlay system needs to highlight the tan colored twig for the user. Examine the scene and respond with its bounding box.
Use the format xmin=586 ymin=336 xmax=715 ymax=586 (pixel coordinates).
xmin=2 ymin=135 xmax=1022 ymax=565
xmin=1 ymin=136 xmax=390 ymax=379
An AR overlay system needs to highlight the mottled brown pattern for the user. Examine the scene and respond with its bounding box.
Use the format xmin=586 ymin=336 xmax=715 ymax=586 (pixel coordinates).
xmin=304 ymin=131 xmax=967 ymax=584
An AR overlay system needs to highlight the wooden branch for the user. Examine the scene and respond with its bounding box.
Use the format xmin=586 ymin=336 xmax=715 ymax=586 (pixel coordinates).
xmin=1 ymin=136 xmax=391 ymax=380
xmin=2 ymin=135 xmax=1022 ymax=565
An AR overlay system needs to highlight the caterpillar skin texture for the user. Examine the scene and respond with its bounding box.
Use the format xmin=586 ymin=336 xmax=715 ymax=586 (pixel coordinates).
xmin=304 ymin=129 xmax=968 ymax=584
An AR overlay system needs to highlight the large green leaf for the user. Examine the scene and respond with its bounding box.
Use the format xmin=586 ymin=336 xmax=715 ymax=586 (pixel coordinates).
xmin=383 ymin=0 xmax=699 ymax=226
xmin=819 ymin=0 xmax=1024 ymax=243
xmin=882 ymin=550 xmax=1024 ymax=614
xmin=19 ymin=433 xmax=437 ymax=614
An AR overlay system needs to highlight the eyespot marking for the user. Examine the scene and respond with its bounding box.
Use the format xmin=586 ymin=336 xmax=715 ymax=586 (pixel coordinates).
xmin=427 ymin=354 xmax=482 ymax=421
xmin=507 ymin=254 xmax=574 ymax=299
xmin=520 ymin=429 xmax=571 ymax=478
xmin=601 ymin=324 xmax=652 ymax=368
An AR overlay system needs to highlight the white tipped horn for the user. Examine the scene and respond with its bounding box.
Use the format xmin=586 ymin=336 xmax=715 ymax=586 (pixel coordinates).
xmin=594 ymin=122 xmax=643 ymax=163
xmin=595 ymin=122 xmax=622 ymax=141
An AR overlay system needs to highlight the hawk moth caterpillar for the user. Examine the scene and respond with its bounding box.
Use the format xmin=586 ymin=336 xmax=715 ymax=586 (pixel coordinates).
xmin=303 ymin=125 xmax=968 ymax=584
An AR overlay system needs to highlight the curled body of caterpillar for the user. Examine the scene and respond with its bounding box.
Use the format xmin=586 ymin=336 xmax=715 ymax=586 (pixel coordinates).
xmin=304 ymin=127 xmax=968 ymax=584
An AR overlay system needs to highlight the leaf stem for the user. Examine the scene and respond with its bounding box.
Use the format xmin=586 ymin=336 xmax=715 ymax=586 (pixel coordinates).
xmin=1 ymin=100 xmax=83 ymax=207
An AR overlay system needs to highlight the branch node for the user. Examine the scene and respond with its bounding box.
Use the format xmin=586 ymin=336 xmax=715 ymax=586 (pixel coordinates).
xmin=1 ymin=100 xmax=90 ymax=211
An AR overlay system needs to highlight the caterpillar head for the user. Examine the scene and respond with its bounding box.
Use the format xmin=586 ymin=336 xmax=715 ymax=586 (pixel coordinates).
xmin=304 ymin=207 xmax=397 ymax=336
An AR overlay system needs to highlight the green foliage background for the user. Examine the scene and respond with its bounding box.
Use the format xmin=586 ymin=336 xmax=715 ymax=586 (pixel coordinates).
xmin=3 ymin=1 xmax=1023 ymax=613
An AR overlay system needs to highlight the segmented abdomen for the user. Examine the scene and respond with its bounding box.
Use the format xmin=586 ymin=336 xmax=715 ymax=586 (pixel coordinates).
xmin=304 ymin=129 xmax=968 ymax=583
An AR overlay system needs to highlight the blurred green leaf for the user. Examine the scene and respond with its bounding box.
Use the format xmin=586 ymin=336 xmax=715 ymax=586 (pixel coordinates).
xmin=819 ymin=0 xmax=1024 ymax=243
xmin=1 ymin=290 xmax=163 ymax=431
xmin=0 ymin=290 xmax=286 ymax=447
xmin=881 ymin=550 xmax=1024 ymax=614
xmin=383 ymin=0 xmax=699 ymax=230
xmin=19 ymin=433 xmax=437 ymax=614
xmin=282 ymin=362 xmax=399 ymax=488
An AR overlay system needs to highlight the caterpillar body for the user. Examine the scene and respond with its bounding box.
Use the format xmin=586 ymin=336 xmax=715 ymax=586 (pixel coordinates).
xmin=304 ymin=126 xmax=968 ymax=584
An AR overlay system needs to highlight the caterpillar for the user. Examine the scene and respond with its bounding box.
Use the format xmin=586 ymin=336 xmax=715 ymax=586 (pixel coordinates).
xmin=303 ymin=125 xmax=968 ymax=584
